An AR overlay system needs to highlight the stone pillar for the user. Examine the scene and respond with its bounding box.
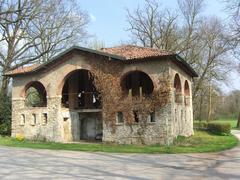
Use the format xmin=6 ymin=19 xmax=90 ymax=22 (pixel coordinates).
xmin=68 ymin=73 xmax=79 ymax=109
xmin=11 ymin=98 xmax=25 ymax=137
xmin=47 ymin=96 xmax=63 ymax=142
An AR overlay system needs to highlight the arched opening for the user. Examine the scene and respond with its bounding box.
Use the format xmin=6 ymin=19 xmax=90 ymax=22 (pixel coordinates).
xmin=121 ymin=71 xmax=154 ymax=97
xmin=61 ymin=69 xmax=101 ymax=109
xmin=184 ymin=80 xmax=190 ymax=96
xmin=184 ymin=80 xmax=190 ymax=106
xmin=25 ymin=81 xmax=47 ymax=107
xmin=174 ymin=74 xmax=182 ymax=103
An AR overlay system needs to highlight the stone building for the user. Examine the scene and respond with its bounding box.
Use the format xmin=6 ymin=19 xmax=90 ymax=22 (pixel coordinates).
xmin=5 ymin=45 xmax=197 ymax=145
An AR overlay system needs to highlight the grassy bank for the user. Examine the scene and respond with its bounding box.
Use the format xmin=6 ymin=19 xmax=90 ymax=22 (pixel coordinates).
xmin=0 ymin=131 xmax=238 ymax=154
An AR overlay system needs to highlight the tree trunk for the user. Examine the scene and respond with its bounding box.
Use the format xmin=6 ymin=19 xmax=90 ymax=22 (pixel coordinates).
xmin=1 ymin=76 xmax=10 ymax=96
xmin=237 ymin=111 xmax=240 ymax=128
xmin=207 ymin=84 xmax=212 ymax=122
xmin=199 ymin=90 xmax=203 ymax=123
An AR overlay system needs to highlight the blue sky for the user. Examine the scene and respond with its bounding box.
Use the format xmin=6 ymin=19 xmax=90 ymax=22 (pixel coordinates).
xmin=77 ymin=0 xmax=239 ymax=93
xmin=78 ymin=0 xmax=226 ymax=46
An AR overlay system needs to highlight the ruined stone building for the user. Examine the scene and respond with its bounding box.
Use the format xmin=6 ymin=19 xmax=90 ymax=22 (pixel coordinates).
xmin=6 ymin=45 xmax=198 ymax=145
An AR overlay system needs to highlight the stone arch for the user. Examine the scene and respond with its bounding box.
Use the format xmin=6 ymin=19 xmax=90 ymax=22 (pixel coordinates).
xmin=60 ymin=69 xmax=101 ymax=109
xmin=23 ymin=81 xmax=47 ymax=107
xmin=174 ymin=73 xmax=182 ymax=93
xmin=184 ymin=80 xmax=190 ymax=96
xmin=184 ymin=80 xmax=190 ymax=106
xmin=121 ymin=70 xmax=154 ymax=96
xmin=174 ymin=73 xmax=182 ymax=103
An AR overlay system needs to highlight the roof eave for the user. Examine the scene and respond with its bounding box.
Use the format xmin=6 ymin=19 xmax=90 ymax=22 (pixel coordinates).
xmin=174 ymin=54 xmax=198 ymax=77
xmin=4 ymin=46 xmax=126 ymax=77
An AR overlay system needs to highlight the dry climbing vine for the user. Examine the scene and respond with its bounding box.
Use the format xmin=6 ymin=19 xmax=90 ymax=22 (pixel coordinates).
xmin=85 ymin=54 xmax=171 ymax=142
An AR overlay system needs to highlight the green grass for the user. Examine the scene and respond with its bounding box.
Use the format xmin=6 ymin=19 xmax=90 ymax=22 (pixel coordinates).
xmin=0 ymin=131 xmax=238 ymax=154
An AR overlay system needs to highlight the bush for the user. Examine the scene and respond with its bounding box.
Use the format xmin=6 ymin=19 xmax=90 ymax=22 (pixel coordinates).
xmin=193 ymin=122 xmax=208 ymax=130
xmin=207 ymin=123 xmax=231 ymax=135
xmin=16 ymin=134 xmax=24 ymax=141
xmin=0 ymin=94 xmax=11 ymax=136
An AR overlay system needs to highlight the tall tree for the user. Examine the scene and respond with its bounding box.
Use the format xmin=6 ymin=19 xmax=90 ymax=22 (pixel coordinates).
xmin=0 ymin=0 xmax=89 ymax=95
xmin=126 ymin=0 xmax=234 ymax=119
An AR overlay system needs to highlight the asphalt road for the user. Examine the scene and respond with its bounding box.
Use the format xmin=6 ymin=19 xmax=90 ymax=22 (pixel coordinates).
xmin=0 ymin=130 xmax=240 ymax=180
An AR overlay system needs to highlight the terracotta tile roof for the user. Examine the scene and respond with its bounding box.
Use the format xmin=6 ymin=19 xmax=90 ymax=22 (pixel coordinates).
xmin=101 ymin=45 xmax=175 ymax=60
xmin=4 ymin=45 xmax=197 ymax=77
xmin=5 ymin=64 xmax=40 ymax=76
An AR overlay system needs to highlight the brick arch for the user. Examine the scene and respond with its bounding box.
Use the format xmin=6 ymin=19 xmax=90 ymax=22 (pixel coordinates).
xmin=21 ymin=81 xmax=47 ymax=107
xmin=56 ymin=67 xmax=92 ymax=96
xmin=174 ymin=73 xmax=182 ymax=93
xmin=21 ymin=81 xmax=47 ymax=97
xmin=59 ymin=68 xmax=101 ymax=109
xmin=121 ymin=70 xmax=154 ymax=96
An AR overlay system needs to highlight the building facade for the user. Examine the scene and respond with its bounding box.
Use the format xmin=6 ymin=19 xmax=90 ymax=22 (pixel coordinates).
xmin=6 ymin=45 xmax=197 ymax=145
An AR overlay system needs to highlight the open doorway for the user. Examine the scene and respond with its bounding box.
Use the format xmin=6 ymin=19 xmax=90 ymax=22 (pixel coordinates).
xmin=79 ymin=112 xmax=102 ymax=141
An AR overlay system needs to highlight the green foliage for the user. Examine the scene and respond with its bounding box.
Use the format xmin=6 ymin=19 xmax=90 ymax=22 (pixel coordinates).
xmin=16 ymin=134 xmax=24 ymax=141
xmin=194 ymin=119 xmax=238 ymax=129
xmin=193 ymin=122 xmax=208 ymax=130
xmin=0 ymin=131 xmax=238 ymax=153
xmin=207 ymin=123 xmax=231 ymax=135
xmin=0 ymin=94 xmax=11 ymax=136
xmin=25 ymin=87 xmax=43 ymax=107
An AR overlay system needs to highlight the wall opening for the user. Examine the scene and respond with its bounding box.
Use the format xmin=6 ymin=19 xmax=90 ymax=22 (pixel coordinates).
xmin=184 ymin=80 xmax=190 ymax=106
xmin=133 ymin=111 xmax=139 ymax=123
xmin=31 ymin=114 xmax=37 ymax=126
xmin=121 ymin=71 xmax=154 ymax=97
xmin=42 ymin=113 xmax=48 ymax=125
xmin=174 ymin=74 xmax=182 ymax=103
xmin=25 ymin=81 xmax=47 ymax=107
xmin=116 ymin=112 xmax=124 ymax=123
xmin=149 ymin=112 xmax=156 ymax=122
xmin=61 ymin=69 xmax=101 ymax=109
xmin=20 ymin=114 xmax=25 ymax=126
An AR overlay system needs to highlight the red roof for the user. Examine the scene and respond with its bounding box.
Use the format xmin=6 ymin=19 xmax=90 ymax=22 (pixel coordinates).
xmin=101 ymin=45 xmax=174 ymax=60
xmin=4 ymin=45 xmax=197 ymax=77
xmin=5 ymin=64 xmax=40 ymax=76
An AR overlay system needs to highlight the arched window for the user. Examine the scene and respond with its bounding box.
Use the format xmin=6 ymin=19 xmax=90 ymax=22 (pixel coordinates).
xmin=174 ymin=74 xmax=182 ymax=103
xmin=184 ymin=80 xmax=190 ymax=106
xmin=61 ymin=69 xmax=101 ymax=109
xmin=121 ymin=71 xmax=154 ymax=96
xmin=25 ymin=81 xmax=47 ymax=107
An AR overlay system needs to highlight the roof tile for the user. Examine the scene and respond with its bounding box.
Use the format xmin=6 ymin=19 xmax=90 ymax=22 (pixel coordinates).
xmin=101 ymin=45 xmax=174 ymax=60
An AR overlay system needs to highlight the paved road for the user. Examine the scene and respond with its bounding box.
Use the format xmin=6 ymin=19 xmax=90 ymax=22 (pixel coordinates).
xmin=0 ymin=131 xmax=240 ymax=180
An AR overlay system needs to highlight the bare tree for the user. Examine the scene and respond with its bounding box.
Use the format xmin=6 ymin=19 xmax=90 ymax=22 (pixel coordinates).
xmin=0 ymin=0 xmax=89 ymax=95
xmin=126 ymin=0 xmax=178 ymax=50
xmin=126 ymin=0 xmax=234 ymax=120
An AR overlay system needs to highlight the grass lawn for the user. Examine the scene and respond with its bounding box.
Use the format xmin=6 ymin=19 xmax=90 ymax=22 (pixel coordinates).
xmin=0 ymin=131 xmax=238 ymax=154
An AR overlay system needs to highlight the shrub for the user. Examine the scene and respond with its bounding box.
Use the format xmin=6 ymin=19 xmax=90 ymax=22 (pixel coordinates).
xmin=0 ymin=94 xmax=11 ymax=136
xmin=16 ymin=134 xmax=25 ymax=141
xmin=193 ymin=122 xmax=208 ymax=130
xmin=207 ymin=123 xmax=231 ymax=135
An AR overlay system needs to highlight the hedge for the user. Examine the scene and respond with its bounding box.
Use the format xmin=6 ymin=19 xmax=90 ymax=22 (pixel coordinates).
xmin=207 ymin=123 xmax=231 ymax=135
